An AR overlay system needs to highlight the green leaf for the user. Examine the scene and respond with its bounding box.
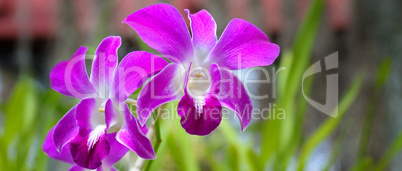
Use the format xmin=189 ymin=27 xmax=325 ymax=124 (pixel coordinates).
xmin=260 ymin=0 xmax=325 ymax=168
xmin=2 ymin=77 xmax=38 ymax=146
xmin=285 ymin=0 xmax=325 ymax=101
xmin=351 ymin=157 xmax=373 ymax=171
xmin=163 ymin=102 xmax=199 ymax=171
xmin=297 ymin=75 xmax=363 ymax=171
xmin=374 ymin=57 xmax=392 ymax=91
xmin=323 ymin=122 xmax=350 ymax=171
xmin=373 ymin=131 xmax=402 ymax=171
xmin=357 ymin=58 xmax=392 ymax=159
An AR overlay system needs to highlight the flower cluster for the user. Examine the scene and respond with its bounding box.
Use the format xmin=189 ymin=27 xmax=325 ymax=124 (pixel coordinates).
xmin=43 ymin=3 xmax=279 ymax=170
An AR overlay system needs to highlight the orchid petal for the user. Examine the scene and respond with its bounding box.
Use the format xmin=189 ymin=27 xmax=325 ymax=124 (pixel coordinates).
xmin=70 ymin=98 xmax=110 ymax=169
xmin=178 ymin=93 xmax=222 ymax=136
xmin=74 ymin=98 xmax=98 ymax=129
xmin=90 ymin=36 xmax=121 ymax=98
xmin=116 ymin=104 xmax=156 ymax=159
xmin=70 ymin=129 xmax=109 ymax=169
xmin=137 ymin=63 xmax=185 ymax=125
xmin=139 ymin=119 xmax=148 ymax=135
xmin=123 ymin=3 xmax=193 ymax=64
xmin=208 ymin=19 xmax=280 ymax=70
xmin=43 ymin=128 xmax=74 ymax=164
xmin=185 ymin=9 xmax=217 ymax=53
xmin=53 ymin=105 xmax=78 ymax=152
xmin=105 ymin=99 xmax=117 ymax=130
xmin=218 ymin=68 xmax=253 ymax=131
xmin=103 ymin=133 xmax=129 ymax=166
xmin=209 ymin=63 xmax=221 ymax=94
xmin=111 ymin=51 xmax=168 ymax=102
xmin=50 ymin=46 xmax=96 ymax=99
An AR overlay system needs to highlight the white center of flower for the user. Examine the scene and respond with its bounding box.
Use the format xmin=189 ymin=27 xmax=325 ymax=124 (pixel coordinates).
xmin=87 ymin=125 xmax=106 ymax=151
xmin=187 ymin=66 xmax=211 ymax=114
xmin=187 ymin=67 xmax=211 ymax=96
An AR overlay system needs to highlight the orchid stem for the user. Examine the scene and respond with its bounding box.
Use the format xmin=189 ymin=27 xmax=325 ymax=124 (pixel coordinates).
xmin=144 ymin=110 xmax=162 ymax=171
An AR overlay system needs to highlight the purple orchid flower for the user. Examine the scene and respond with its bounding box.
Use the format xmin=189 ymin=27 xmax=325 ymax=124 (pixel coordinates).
xmin=45 ymin=36 xmax=168 ymax=169
xmin=43 ymin=127 xmax=131 ymax=171
xmin=124 ymin=4 xmax=280 ymax=136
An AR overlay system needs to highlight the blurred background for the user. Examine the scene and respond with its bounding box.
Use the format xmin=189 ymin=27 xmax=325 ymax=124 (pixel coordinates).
xmin=0 ymin=0 xmax=401 ymax=170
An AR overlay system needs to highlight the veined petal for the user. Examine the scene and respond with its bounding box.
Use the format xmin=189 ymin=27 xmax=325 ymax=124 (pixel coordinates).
xmin=178 ymin=93 xmax=222 ymax=136
xmin=43 ymin=128 xmax=74 ymax=164
xmin=111 ymin=51 xmax=168 ymax=102
xmin=50 ymin=46 xmax=96 ymax=99
xmin=53 ymin=105 xmax=78 ymax=152
xmin=90 ymin=36 xmax=121 ymax=98
xmin=123 ymin=3 xmax=193 ymax=64
xmin=116 ymin=104 xmax=156 ymax=160
xmin=208 ymin=19 xmax=280 ymax=70
xmin=185 ymin=9 xmax=217 ymax=55
xmin=218 ymin=68 xmax=253 ymax=131
xmin=137 ymin=63 xmax=185 ymax=125
xmin=178 ymin=63 xmax=222 ymax=136
xmin=70 ymin=127 xmax=109 ymax=169
xmin=70 ymin=98 xmax=110 ymax=169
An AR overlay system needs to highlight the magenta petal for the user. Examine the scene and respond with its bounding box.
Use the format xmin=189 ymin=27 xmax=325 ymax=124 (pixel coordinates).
xmin=43 ymin=128 xmax=74 ymax=164
xmin=50 ymin=46 xmax=96 ymax=99
xmin=90 ymin=36 xmax=121 ymax=96
xmin=218 ymin=69 xmax=253 ymax=131
xmin=185 ymin=9 xmax=217 ymax=52
xmin=53 ymin=106 xmax=78 ymax=152
xmin=209 ymin=63 xmax=221 ymax=94
xmin=70 ymin=98 xmax=110 ymax=169
xmin=178 ymin=93 xmax=222 ymax=136
xmin=123 ymin=3 xmax=193 ymax=64
xmin=70 ymin=129 xmax=109 ymax=169
xmin=75 ymin=98 xmax=97 ymax=129
xmin=116 ymin=104 xmax=156 ymax=159
xmin=208 ymin=19 xmax=280 ymax=70
xmin=111 ymin=51 xmax=168 ymax=102
xmin=103 ymin=133 xmax=129 ymax=166
xmin=137 ymin=63 xmax=183 ymax=125
xmin=138 ymin=119 xmax=148 ymax=135
xmin=105 ymin=99 xmax=117 ymax=129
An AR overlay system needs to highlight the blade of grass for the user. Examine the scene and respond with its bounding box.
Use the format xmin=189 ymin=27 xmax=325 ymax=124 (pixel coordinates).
xmin=274 ymin=0 xmax=325 ymax=168
xmin=357 ymin=57 xmax=392 ymax=159
xmin=350 ymin=157 xmax=373 ymax=171
xmin=323 ymin=122 xmax=351 ymax=171
xmin=163 ymin=101 xmax=199 ymax=171
xmin=373 ymin=131 xmax=402 ymax=171
xmin=297 ymin=75 xmax=363 ymax=171
xmin=144 ymin=111 xmax=162 ymax=171
xmin=219 ymin=119 xmax=254 ymax=171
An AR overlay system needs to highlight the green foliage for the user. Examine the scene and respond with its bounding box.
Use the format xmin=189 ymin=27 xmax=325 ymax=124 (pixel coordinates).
xmin=0 ymin=76 xmax=68 ymax=171
xmin=297 ymin=76 xmax=363 ymax=170
xmin=373 ymin=131 xmax=402 ymax=171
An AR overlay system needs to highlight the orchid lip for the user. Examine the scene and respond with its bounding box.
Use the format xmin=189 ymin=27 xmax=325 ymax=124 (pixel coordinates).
xmin=87 ymin=125 xmax=106 ymax=151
